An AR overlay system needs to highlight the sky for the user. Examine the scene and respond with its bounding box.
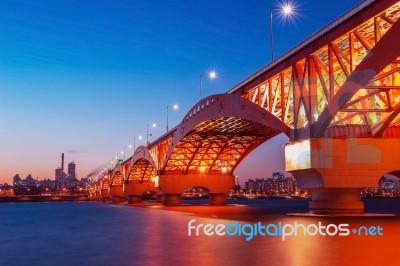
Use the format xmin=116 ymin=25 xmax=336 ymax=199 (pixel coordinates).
xmin=0 ymin=0 xmax=362 ymax=184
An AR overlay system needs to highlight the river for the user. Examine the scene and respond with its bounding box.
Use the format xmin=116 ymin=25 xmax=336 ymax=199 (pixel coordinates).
xmin=0 ymin=200 xmax=399 ymax=265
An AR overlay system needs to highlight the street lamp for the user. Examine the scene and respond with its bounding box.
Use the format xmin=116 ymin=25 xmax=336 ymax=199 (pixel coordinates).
xmin=269 ymin=3 xmax=294 ymax=61
xmin=114 ymin=153 xmax=120 ymax=165
xmin=200 ymin=71 xmax=217 ymax=100
xmin=166 ymin=104 xmax=178 ymax=132
xmin=123 ymin=145 xmax=132 ymax=161
xmin=146 ymin=123 xmax=156 ymax=146
xmin=133 ymin=135 xmax=142 ymax=152
xmin=118 ymin=151 xmax=123 ymax=163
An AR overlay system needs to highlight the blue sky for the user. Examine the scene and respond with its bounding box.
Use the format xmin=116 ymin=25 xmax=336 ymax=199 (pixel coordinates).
xmin=0 ymin=0 xmax=361 ymax=184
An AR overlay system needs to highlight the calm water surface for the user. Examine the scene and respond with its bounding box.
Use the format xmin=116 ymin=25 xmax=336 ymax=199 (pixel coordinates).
xmin=0 ymin=200 xmax=399 ymax=266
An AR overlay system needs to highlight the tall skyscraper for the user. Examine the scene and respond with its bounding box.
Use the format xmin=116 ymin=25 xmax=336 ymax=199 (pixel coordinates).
xmin=55 ymin=167 xmax=63 ymax=189
xmin=55 ymin=153 xmax=66 ymax=189
xmin=68 ymin=162 xmax=76 ymax=179
xmin=61 ymin=153 xmax=64 ymax=175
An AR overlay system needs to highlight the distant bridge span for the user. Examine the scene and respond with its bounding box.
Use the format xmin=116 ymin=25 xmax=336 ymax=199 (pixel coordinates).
xmin=91 ymin=0 xmax=400 ymax=213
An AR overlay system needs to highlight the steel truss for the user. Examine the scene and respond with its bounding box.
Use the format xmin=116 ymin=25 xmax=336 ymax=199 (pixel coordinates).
xmin=127 ymin=158 xmax=156 ymax=183
xmin=241 ymin=1 xmax=400 ymax=138
xmin=164 ymin=117 xmax=280 ymax=175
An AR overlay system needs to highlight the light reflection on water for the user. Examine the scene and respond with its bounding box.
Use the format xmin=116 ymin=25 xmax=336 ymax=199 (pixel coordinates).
xmin=0 ymin=201 xmax=399 ymax=266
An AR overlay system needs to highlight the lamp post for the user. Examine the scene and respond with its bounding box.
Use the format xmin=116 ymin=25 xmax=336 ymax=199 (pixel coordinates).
xmin=269 ymin=3 xmax=294 ymax=61
xmin=199 ymin=71 xmax=217 ymax=100
xmin=166 ymin=104 xmax=178 ymax=132
xmin=146 ymin=123 xmax=156 ymax=146
xmin=133 ymin=135 xmax=142 ymax=152
xmin=123 ymin=145 xmax=132 ymax=161
xmin=115 ymin=153 xmax=120 ymax=165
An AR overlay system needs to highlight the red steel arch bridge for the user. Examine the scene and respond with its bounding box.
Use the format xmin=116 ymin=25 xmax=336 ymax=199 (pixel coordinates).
xmin=90 ymin=0 xmax=400 ymax=214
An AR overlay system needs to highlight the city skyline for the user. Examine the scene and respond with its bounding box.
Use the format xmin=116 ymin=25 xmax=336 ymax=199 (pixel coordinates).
xmin=0 ymin=0 xmax=361 ymax=184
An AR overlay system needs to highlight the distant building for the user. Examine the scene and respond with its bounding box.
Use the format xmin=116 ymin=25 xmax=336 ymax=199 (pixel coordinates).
xmin=68 ymin=162 xmax=76 ymax=180
xmin=13 ymin=174 xmax=23 ymax=187
xmin=244 ymin=178 xmax=267 ymax=192
xmin=379 ymin=176 xmax=400 ymax=190
xmin=272 ymin=172 xmax=284 ymax=180
xmin=55 ymin=167 xmax=64 ymax=189
xmin=245 ymin=179 xmax=256 ymax=191
xmin=25 ymin=174 xmax=37 ymax=187
xmin=40 ymin=179 xmax=56 ymax=190
xmin=244 ymin=173 xmax=297 ymax=195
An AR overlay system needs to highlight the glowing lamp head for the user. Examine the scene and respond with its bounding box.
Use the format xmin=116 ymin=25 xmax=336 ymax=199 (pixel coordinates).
xmin=282 ymin=5 xmax=292 ymax=15
xmin=152 ymin=123 xmax=156 ymax=128
xmin=199 ymin=166 xmax=205 ymax=173
xmin=173 ymin=104 xmax=178 ymax=110
xmin=209 ymin=71 xmax=217 ymax=79
xmin=128 ymin=144 xmax=132 ymax=149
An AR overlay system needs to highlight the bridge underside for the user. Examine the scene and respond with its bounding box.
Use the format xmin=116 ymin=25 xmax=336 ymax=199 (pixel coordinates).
xmin=127 ymin=158 xmax=156 ymax=183
xmin=164 ymin=117 xmax=282 ymax=175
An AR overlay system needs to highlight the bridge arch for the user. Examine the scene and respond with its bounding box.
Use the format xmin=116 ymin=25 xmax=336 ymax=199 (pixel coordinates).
xmin=99 ymin=177 xmax=110 ymax=201
xmin=124 ymin=146 xmax=159 ymax=203
xmin=125 ymin=146 xmax=157 ymax=183
xmin=110 ymin=164 xmax=124 ymax=187
xmin=108 ymin=169 xmax=126 ymax=202
xmin=161 ymin=94 xmax=292 ymax=175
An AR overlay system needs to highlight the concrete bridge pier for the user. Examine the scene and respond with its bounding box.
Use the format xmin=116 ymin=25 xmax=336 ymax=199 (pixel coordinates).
xmin=286 ymin=138 xmax=400 ymax=214
xmin=309 ymin=188 xmax=364 ymax=214
xmin=101 ymin=190 xmax=110 ymax=202
xmin=163 ymin=194 xmax=182 ymax=205
xmin=124 ymin=181 xmax=155 ymax=204
xmin=109 ymin=186 xmax=126 ymax=203
xmin=111 ymin=196 xmax=126 ymax=203
xmin=209 ymin=193 xmax=228 ymax=205
xmin=157 ymin=194 xmax=163 ymax=203
xmin=159 ymin=174 xmax=235 ymax=206
xmin=127 ymin=195 xmax=142 ymax=204
xmin=95 ymin=191 xmax=102 ymax=201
